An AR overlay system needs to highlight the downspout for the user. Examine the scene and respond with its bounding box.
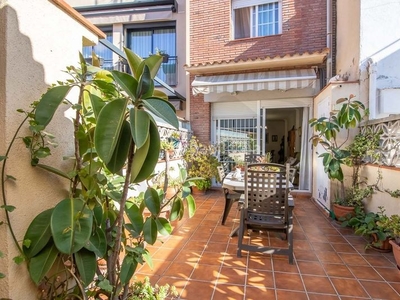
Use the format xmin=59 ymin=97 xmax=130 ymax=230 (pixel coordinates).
xmin=326 ymin=0 xmax=333 ymax=82
xmin=368 ymin=59 xmax=378 ymax=119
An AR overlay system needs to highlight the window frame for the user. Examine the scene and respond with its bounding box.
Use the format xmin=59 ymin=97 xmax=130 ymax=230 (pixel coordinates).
xmin=232 ymin=0 xmax=282 ymax=40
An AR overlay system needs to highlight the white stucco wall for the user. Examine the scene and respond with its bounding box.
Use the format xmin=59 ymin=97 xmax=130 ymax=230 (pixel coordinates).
xmin=0 ymin=0 xmax=100 ymax=297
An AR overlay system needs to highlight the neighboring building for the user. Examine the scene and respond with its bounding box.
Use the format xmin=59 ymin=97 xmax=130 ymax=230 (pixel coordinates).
xmin=65 ymin=0 xmax=187 ymax=119
xmin=313 ymin=0 xmax=400 ymax=214
xmin=186 ymin=0 xmax=330 ymax=191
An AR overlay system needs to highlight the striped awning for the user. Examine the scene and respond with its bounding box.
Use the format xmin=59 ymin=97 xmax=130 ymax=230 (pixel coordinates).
xmin=192 ymin=69 xmax=317 ymax=95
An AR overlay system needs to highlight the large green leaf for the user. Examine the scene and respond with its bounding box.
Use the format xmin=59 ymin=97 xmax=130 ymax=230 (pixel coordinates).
xmin=137 ymin=65 xmax=154 ymax=99
xmin=111 ymin=70 xmax=138 ymax=100
xmin=130 ymin=132 xmax=151 ymax=183
xmin=130 ymin=120 xmax=161 ymax=183
xmin=51 ymin=198 xmax=93 ymax=254
xmin=129 ymin=107 xmax=150 ymax=149
xmin=124 ymin=47 xmax=143 ymax=79
xmin=125 ymin=202 xmax=144 ymax=234
xmin=75 ymin=248 xmax=97 ymax=287
xmin=84 ymin=227 xmax=107 ymax=258
xmin=143 ymin=98 xmax=179 ymax=129
xmin=185 ymin=194 xmax=196 ymax=218
xmin=35 ymin=85 xmax=71 ymax=127
xmin=88 ymin=92 xmax=106 ymax=119
xmin=144 ymin=55 xmax=163 ymax=79
xmin=170 ymin=198 xmax=183 ymax=221
xmin=23 ymin=209 xmax=54 ymax=258
xmin=143 ymin=218 xmax=157 ymax=245
xmin=144 ymin=188 xmax=161 ymax=216
xmin=155 ymin=217 xmax=172 ymax=236
xmin=106 ymin=120 xmax=131 ymax=173
xmin=28 ymin=241 xmax=58 ymax=285
xmin=120 ymin=256 xmax=138 ymax=285
xmin=94 ymin=98 xmax=128 ymax=164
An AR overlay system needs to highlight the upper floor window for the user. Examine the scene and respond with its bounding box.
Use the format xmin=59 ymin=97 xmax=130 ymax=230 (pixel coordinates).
xmin=127 ymin=23 xmax=177 ymax=86
xmin=232 ymin=0 xmax=281 ymax=39
xmin=83 ymin=29 xmax=113 ymax=70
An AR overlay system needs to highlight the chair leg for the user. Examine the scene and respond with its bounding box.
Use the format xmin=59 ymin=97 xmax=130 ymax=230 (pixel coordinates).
xmin=237 ymin=211 xmax=245 ymax=257
xmin=221 ymin=194 xmax=235 ymax=225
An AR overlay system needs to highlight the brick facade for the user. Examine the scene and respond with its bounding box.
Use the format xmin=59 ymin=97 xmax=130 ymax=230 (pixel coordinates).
xmin=189 ymin=0 xmax=328 ymax=142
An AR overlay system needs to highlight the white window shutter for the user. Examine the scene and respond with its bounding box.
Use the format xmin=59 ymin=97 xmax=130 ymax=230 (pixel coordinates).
xmin=232 ymin=0 xmax=276 ymax=10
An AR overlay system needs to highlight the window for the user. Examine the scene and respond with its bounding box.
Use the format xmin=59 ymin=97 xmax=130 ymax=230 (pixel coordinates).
xmin=127 ymin=23 xmax=177 ymax=86
xmin=83 ymin=29 xmax=113 ymax=70
xmin=232 ymin=0 xmax=281 ymax=39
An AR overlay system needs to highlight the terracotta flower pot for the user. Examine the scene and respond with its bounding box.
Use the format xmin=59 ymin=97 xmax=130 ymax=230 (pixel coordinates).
xmin=333 ymin=204 xmax=355 ymax=221
xmin=389 ymin=239 xmax=400 ymax=270
xmin=370 ymin=234 xmax=392 ymax=253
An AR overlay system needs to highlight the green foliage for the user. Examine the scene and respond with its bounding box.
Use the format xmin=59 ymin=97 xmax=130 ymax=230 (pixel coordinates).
xmin=309 ymin=94 xmax=367 ymax=183
xmin=377 ymin=213 xmax=400 ymax=239
xmin=183 ymin=136 xmax=220 ymax=189
xmin=342 ymin=206 xmax=389 ymax=249
xmin=193 ymin=178 xmax=212 ymax=191
xmin=334 ymin=185 xmax=374 ymax=208
xmin=0 ymin=50 xmax=196 ymax=297
xmin=128 ymin=276 xmax=178 ymax=300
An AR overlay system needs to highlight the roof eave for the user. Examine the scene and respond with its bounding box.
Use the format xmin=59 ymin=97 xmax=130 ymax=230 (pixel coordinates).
xmin=185 ymin=49 xmax=329 ymax=76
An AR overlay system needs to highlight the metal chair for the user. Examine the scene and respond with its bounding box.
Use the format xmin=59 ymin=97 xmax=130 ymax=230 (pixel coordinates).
xmin=237 ymin=163 xmax=294 ymax=264
xmin=217 ymin=166 xmax=242 ymax=225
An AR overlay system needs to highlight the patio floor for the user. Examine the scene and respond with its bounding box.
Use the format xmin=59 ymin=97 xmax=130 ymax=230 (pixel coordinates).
xmin=135 ymin=189 xmax=400 ymax=299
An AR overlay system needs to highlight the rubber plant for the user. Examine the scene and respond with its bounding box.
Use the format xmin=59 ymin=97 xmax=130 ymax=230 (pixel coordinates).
xmin=0 ymin=48 xmax=196 ymax=299
xmin=309 ymin=94 xmax=368 ymax=201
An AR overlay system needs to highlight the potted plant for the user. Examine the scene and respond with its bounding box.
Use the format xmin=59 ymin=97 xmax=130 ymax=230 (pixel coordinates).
xmin=343 ymin=206 xmax=392 ymax=252
xmin=310 ymin=95 xmax=380 ymax=220
xmin=377 ymin=213 xmax=400 ymax=268
xmin=183 ymin=136 xmax=220 ymax=193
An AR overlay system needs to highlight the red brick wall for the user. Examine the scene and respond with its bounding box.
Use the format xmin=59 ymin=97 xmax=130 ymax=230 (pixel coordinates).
xmin=189 ymin=0 xmax=328 ymax=142
xmin=189 ymin=75 xmax=211 ymax=144
xmin=190 ymin=0 xmax=327 ymax=64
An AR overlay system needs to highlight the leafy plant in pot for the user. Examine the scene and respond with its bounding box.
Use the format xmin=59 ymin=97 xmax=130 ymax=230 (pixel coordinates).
xmin=377 ymin=213 xmax=400 ymax=268
xmin=342 ymin=206 xmax=392 ymax=252
xmin=183 ymin=136 xmax=220 ymax=193
xmin=0 ymin=49 xmax=196 ymax=299
xmin=309 ymin=95 xmax=380 ymax=220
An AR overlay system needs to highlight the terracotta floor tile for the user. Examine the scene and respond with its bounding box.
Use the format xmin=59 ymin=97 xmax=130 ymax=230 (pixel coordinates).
xmin=217 ymin=266 xmax=247 ymax=285
xmin=247 ymin=255 xmax=273 ymax=270
xmin=330 ymin=243 xmax=357 ymax=253
xmin=212 ymin=283 xmax=245 ymax=300
xmin=322 ymin=263 xmax=354 ymax=278
xmin=339 ymin=253 xmax=369 ymax=266
xmin=180 ymin=280 xmax=215 ymax=299
xmin=294 ymin=249 xmax=319 ymax=261
xmin=198 ymin=251 xmax=225 ymax=266
xmin=221 ymin=254 xmax=248 ymax=268
xmin=204 ymin=242 xmax=228 ymax=253
xmin=246 ymin=269 xmax=274 ymax=288
xmin=293 ymin=239 xmax=313 ymax=251
xmin=272 ymin=257 xmax=299 ymax=273
xmin=275 ymin=290 xmax=308 ymax=300
xmin=307 ymin=294 xmax=340 ymax=300
xmin=137 ymin=259 xmax=171 ymax=276
xmin=364 ymin=254 xmax=396 ymax=267
xmin=375 ymin=266 xmax=400 ymax=282
xmin=325 ymin=235 xmax=348 ymax=243
xmin=302 ymin=275 xmax=336 ymax=294
xmin=274 ymin=273 xmax=305 ymax=291
xmin=245 ymin=286 xmax=276 ymax=300
xmin=330 ymin=278 xmax=369 ymax=298
xmin=163 ymin=261 xmax=195 ymax=279
xmin=190 ymin=264 xmax=220 ymax=282
xmin=360 ymin=280 xmax=400 ymax=299
xmin=346 ymin=265 xmax=382 ymax=281
xmin=297 ymin=261 xmax=326 ymax=276
xmin=316 ymin=251 xmax=344 ymax=264
xmin=311 ymin=242 xmax=335 ymax=252
xmin=155 ymin=276 xmax=187 ymax=296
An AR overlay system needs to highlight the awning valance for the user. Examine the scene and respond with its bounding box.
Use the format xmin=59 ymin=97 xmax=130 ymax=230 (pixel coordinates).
xmin=192 ymin=69 xmax=317 ymax=95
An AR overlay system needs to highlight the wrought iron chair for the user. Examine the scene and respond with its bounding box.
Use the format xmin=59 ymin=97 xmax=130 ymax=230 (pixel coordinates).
xmin=217 ymin=166 xmax=242 ymax=225
xmin=237 ymin=163 xmax=294 ymax=264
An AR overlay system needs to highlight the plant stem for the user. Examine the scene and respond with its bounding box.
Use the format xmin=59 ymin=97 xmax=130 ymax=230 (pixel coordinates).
xmin=1 ymin=113 xmax=30 ymax=255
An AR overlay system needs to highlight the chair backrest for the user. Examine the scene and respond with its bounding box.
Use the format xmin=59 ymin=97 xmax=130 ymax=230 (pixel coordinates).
xmin=244 ymin=163 xmax=290 ymax=222
xmin=244 ymin=153 xmax=260 ymax=163
xmin=289 ymin=167 xmax=297 ymax=183
xmin=217 ymin=165 xmax=226 ymax=183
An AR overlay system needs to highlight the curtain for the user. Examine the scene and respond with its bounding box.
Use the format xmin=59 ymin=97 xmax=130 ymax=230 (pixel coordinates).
xmin=129 ymin=31 xmax=152 ymax=58
xmin=299 ymin=107 xmax=311 ymax=190
xmin=234 ymin=7 xmax=251 ymax=39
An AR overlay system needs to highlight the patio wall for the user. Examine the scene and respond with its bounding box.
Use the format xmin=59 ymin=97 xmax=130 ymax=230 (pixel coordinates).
xmin=0 ymin=0 xmax=101 ymax=297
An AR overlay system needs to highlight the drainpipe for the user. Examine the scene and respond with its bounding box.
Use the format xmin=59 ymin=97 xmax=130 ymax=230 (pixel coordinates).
xmin=326 ymin=0 xmax=333 ymax=82
xmin=368 ymin=59 xmax=378 ymax=119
